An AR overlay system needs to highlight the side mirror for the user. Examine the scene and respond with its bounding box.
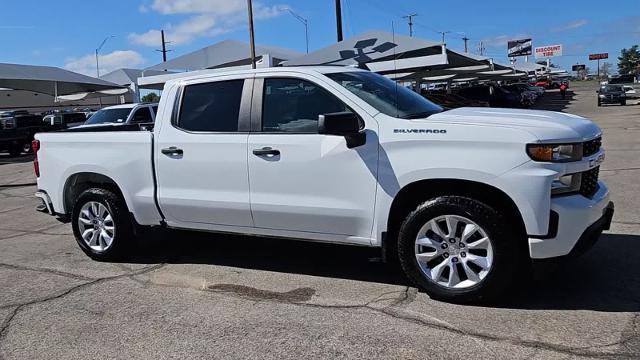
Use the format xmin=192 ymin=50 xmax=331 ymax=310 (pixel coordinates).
xmin=318 ymin=112 xmax=361 ymax=136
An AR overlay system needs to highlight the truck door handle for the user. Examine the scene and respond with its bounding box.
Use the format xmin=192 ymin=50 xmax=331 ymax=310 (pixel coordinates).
xmin=252 ymin=147 xmax=280 ymax=156
xmin=161 ymin=146 xmax=183 ymax=155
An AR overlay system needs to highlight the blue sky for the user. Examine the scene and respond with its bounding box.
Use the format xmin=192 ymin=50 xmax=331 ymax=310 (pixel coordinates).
xmin=1 ymin=0 xmax=638 ymax=76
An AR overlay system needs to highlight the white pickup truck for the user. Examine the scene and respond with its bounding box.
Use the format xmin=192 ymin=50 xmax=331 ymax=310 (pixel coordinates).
xmin=33 ymin=67 xmax=613 ymax=303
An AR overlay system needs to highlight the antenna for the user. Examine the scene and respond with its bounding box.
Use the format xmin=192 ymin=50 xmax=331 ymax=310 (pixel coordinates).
xmin=402 ymin=13 xmax=417 ymax=37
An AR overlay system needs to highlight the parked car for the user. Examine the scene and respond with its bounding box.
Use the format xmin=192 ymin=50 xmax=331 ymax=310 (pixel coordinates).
xmin=503 ymin=84 xmax=537 ymax=107
xmin=34 ymin=67 xmax=612 ymax=304
xmin=81 ymin=103 xmax=158 ymax=127
xmin=43 ymin=112 xmax=89 ymax=130
xmin=457 ymin=85 xmax=523 ymax=108
xmin=622 ymin=85 xmax=637 ymax=99
xmin=0 ymin=110 xmax=45 ymax=155
xmin=423 ymin=92 xmax=489 ymax=108
xmin=597 ymin=85 xmax=626 ymax=106
xmin=534 ymin=79 xmax=551 ymax=89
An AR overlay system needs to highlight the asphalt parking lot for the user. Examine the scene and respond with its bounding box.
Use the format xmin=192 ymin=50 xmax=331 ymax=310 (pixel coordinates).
xmin=0 ymin=82 xmax=638 ymax=359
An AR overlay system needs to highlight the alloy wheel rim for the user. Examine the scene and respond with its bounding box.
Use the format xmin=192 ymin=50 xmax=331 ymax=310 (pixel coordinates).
xmin=77 ymin=201 xmax=115 ymax=252
xmin=414 ymin=215 xmax=493 ymax=289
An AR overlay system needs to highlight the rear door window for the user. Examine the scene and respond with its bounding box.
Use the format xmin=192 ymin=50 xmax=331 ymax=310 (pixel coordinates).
xmin=178 ymin=80 xmax=244 ymax=132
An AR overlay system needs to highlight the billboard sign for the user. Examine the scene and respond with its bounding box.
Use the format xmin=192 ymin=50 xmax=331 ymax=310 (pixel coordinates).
xmin=535 ymin=44 xmax=562 ymax=58
xmin=507 ymin=38 xmax=532 ymax=57
xmin=589 ymin=53 xmax=608 ymax=60
xmin=572 ymin=64 xmax=586 ymax=71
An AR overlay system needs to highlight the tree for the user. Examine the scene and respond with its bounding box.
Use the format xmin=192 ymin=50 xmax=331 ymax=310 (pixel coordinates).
xmin=618 ymin=45 xmax=640 ymax=75
xmin=141 ymin=92 xmax=160 ymax=103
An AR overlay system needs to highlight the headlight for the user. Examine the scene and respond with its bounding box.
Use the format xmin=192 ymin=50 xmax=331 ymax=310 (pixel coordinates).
xmin=527 ymin=143 xmax=582 ymax=162
xmin=551 ymin=173 xmax=581 ymax=195
xmin=598 ymin=94 xmax=605 ymax=98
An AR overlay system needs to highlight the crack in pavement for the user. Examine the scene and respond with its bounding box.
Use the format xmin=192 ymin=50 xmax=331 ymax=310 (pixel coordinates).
xmin=199 ymin=282 xmax=637 ymax=359
xmin=0 ymin=262 xmax=95 ymax=283
xmin=0 ymin=263 xmax=166 ymax=350
xmin=0 ymin=183 xmax=36 ymax=189
xmin=0 ymin=224 xmax=70 ymax=242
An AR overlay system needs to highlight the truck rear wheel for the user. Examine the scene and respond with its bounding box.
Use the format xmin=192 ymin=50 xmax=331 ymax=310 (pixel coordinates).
xmin=397 ymin=196 xmax=520 ymax=304
xmin=71 ymin=188 xmax=133 ymax=261
xmin=8 ymin=143 xmax=22 ymax=157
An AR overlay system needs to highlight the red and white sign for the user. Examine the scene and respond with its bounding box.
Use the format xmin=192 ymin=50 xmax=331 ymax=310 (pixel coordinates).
xmin=535 ymin=44 xmax=562 ymax=59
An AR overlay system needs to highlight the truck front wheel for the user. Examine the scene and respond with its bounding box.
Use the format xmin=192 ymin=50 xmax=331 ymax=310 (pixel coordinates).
xmin=397 ymin=196 xmax=520 ymax=304
xmin=71 ymin=188 xmax=133 ymax=261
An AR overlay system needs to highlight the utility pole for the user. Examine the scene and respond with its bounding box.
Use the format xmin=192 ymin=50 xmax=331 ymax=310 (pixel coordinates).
xmin=478 ymin=41 xmax=485 ymax=56
xmin=438 ymin=31 xmax=451 ymax=45
xmin=335 ymin=0 xmax=343 ymax=42
xmin=247 ymin=0 xmax=256 ymax=69
xmin=402 ymin=13 xmax=417 ymax=37
xmin=156 ymin=30 xmax=172 ymax=64
xmin=462 ymin=36 xmax=470 ymax=53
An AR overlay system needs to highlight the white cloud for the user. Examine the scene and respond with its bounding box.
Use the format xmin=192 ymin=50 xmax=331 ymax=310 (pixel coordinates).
xmin=481 ymin=34 xmax=531 ymax=48
xmin=64 ymin=50 xmax=145 ymax=76
xmin=129 ymin=0 xmax=288 ymax=47
xmin=550 ymin=19 xmax=588 ymax=32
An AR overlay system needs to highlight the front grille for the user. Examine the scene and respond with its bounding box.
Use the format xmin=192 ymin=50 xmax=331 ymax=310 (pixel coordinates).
xmin=583 ymin=137 xmax=602 ymax=157
xmin=580 ymin=167 xmax=600 ymax=197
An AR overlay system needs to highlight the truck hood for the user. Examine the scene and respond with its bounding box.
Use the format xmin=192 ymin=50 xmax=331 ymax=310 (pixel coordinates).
xmin=428 ymin=107 xmax=601 ymax=141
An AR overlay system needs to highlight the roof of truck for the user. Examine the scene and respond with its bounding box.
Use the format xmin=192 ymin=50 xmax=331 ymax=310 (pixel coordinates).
xmin=164 ymin=66 xmax=367 ymax=86
xmin=99 ymin=103 xmax=157 ymax=111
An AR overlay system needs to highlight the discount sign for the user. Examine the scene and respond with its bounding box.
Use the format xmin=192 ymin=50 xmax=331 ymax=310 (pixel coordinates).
xmin=535 ymin=44 xmax=562 ymax=58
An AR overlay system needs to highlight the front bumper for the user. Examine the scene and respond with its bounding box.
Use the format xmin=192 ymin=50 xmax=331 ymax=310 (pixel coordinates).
xmin=528 ymin=180 xmax=613 ymax=259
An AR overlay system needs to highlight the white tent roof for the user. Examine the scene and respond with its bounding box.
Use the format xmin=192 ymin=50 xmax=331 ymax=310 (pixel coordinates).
xmin=0 ymin=63 xmax=123 ymax=96
xmin=100 ymin=68 xmax=172 ymax=86
xmin=146 ymin=39 xmax=303 ymax=72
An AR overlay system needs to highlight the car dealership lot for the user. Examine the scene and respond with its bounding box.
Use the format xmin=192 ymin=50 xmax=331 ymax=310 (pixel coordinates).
xmin=0 ymin=82 xmax=638 ymax=359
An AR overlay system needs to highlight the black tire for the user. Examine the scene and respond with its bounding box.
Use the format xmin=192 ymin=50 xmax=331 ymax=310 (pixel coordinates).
xmin=621 ymin=100 xmax=626 ymax=106
xmin=22 ymin=142 xmax=32 ymax=154
xmin=597 ymin=100 xmax=601 ymax=107
xmin=71 ymin=188 xmax=133 ymax=261
xmin=397 ymin=196 xmax=521 ymax=304
xmin=8 ymin=143 xmax=22 ymax=157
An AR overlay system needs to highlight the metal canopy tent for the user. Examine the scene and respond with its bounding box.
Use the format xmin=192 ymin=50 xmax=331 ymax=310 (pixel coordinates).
xmin=282 ymin=29 xmax=446 ymax=73
xmin=99 ymin=68 xmax=171 ymax=86
xmin=0 ymin=63 xmax=123 ymax=98
xmin=280 ymin=30 xmax=526 ymax=82
xmin=145 ymin=39 xmax=303 ymax=72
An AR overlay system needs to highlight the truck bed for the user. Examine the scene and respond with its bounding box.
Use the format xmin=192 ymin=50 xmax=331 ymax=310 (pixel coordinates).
xmin=35 ymin=130 xmax=162 ymax=225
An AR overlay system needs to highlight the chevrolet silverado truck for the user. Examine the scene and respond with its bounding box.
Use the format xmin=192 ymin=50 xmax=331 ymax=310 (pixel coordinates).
xmin=33 ymin=67 xmax=613 ymax=303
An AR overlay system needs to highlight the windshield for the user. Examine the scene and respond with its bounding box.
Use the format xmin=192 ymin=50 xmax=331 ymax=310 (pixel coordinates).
xmin=326 ymin=71 xmax=443 ymax=119
xmin=601 ymin=85 xmax=623 ymax=92
xmin=84 ymin=108 xmax=132 ymax=125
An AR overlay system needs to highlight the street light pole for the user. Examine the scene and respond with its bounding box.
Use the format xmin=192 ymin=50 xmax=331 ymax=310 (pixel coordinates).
xmin=95 ymin=35 xmax=114 ymax=78
xmin=288 ymin=9 xmax=309 ymax=53
xmin=95 ymin=35 xmax=113 ymax=108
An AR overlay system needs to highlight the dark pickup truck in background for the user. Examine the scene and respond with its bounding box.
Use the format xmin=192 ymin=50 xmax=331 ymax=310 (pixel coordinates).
xmin=0 ymin=110 xmax=46 ymax=156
